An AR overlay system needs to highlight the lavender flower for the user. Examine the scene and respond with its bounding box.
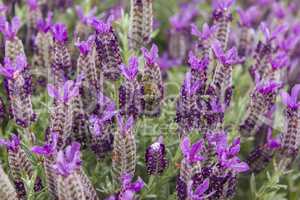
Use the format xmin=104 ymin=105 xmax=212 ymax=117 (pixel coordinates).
xmin=112 ymin=115 xmax=136 ymax=179
xmin=51 ymin=23 xmax=68 ymax=43
xmin=260 ymin=22 xmax=288 ymax=43
xmin=0 ymin=55 xmax=35 ymax=128
xmin=145 ymin=136 xmax=168 ymax=175
xmin=212 ymin=40 xmax=240 ymax=66
xmin=237 ymin=6 xmax=260 ymax=28
xmin=47 ymin=79 xmax=80 ymax=103
xmin=272 ymin=2 xmax=286 ymax=20
xmin=0 ymin=16 xmax=21 ymax=40
xmin=128 ymin=0 xmax=153 ymax=50
xmin=180 ymin=137 xmax=204 ymax=165
xmin=36 ymin=12 xmax=53 ymax=33
xmin=117 ymin=173 xmax=144 ymax=200
xmin=119 ymin=56 xmax=143 ymax=119
xmin=75 ymin=6 xmax=97 ymax=39
xmin=91 ymin=18 xmax=122 ymax=80
xmin=31 ymin=132 xmax=58 ymax=157
xmin=188 ymin=51 xmax=209 ymax=84
xmin=141 ymin=44 xmax=164 ymax=116
xmin=187 ymin=179 xmax=210 ymax=200
xmin=191 ymin=23 xmax=217 ymax=42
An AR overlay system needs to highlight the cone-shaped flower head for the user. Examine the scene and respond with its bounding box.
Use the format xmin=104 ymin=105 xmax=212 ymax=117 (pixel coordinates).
xmin=183 ymin=72 xmax=202 ymax=96
xmin=120 ymin=56 xmax=139 ymax=81
xmin=281 ymin=84 xmax=300 ymax=110
xmin=36 ymin=12 xmax=53 ymax=33
xmin=51 ymin=23 xmax=68 ymax=43
xmin=75 ymin=5 xmax=97 ymax=25
xmin=260 ymin=22 xmax=288 ymax=43
xmin=145 ymin=136 xmax=168 ymax=175
xmin=187 ymin=179 xmax=210 ymax=200
xmin=237 ymin=6 xmax=260 ymax=28
xmin=180 ymin=136 xmax=204 ymax=164
xmin=31 ymin=132 xmax=58 ymax=157
xmin=188 ymin=51 xmax=209 ymax=72
xmin=47 ymin=76 xmax=82 ymax=103
xmin=191 ymin=23 xmax=217 ymax=41
xmin=0 ymin=16 xmax=21 ymax=40
xmin=141 ymin=44 xmax=159 ymax=66
xmin=119 ymin=173 xmax=145 ymax=200
xmin=26 ymin=0 xmax=39 ymax=11
xmin=0 ymin=134 xmax=20 ymax=152
xmin=116 ymin=114 xmax=135 ymax=136
xmin=216 ymin=137 xmax=249 ymax=172
xmin=75 ymin=35 xmax=94 ymax=56
xmin=212 ymin=40 xmax=240 ymax=66
xmin=0 ymin=55 xmax=27 ymax=79
xmin=52 ymin=142 xmax=81 ymax=177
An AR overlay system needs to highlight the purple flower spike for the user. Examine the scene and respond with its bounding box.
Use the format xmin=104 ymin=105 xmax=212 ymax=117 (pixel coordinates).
xmin=180 ymin=137 xmax=204 ymax=164
xmin=191 ymin=23 xmax=217 ymax=41
xmin=31 ymin=132 xmax=58 ymax=157
xmin=188 ymin=51 xmax=209 ymax=72
xmin=0 ymin=134 xmax=20 ymax=152
xmin=0 ymin=16 xmax=21 ymax=40
xmin=76 ymin=6 xmax=97 ymax=25
xmin=213 ymin=0 xmax=235 ymax=11
xmin=52 ymin=142 xmax=81 ymax=177
xmin=36 ymin=12 xmax=53 ymax=33
xmin=281 ymin=84 xmax=300 ymax=110
xmin=187 ymin=178 xmax=209 ymax=200
xmin=237 ymin=6 xmax=260 ymax=28
xmin=266 ymin=128 xmax=280 ymax=149
xmin=26 ymin=0 xmax=39 ymax=11
xmin=212 ymin=40 xmax=240 ymax=66
xmin=90 ymin=18 xmax=111 ymax=33
xmin=75 ymin=35 xmax=94 ymax=55
xmin=116 ymin=114 xmax=135 ymax=136
xmin=270 ymin=52 xmax=289 ymax=70
xmin=256 ymin=81 xmax=282 ymax=95
xmin=0 ymin=55 xmax=27 ymax=79
xmin=120 ymin=56 xmax=139 ymax=80
xmin=260 ymin=22 xmax=288 ymax=42
xmin=141 ymin=44 xmax=159 ymax=66
xmin=119 ymin=173 xmax=144 ymax=200
xmin=47 ymin=78 xmax=80 ymax=103
xmin=51 ymin=23 xmax=68 ymax=43
xmin=184 ymin=72 xmax=201 ymax=96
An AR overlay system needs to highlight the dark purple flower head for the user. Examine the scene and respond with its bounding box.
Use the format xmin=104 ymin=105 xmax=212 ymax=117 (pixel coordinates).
xmin=51 ymin=23 xmax=68 ymax=43
xmin=213 ymin=0 xmax=235 ymax=11
xmin=187 ymin=178 xmax=210 ymax=200
xmin=188 ymin=51 xmax=209 ymax=72
xmin=266 ymin=128 xmax=281 ymax=149
xmin=90 ymin=18 xmax=111 ymax=33
xmin=120 ymin=56 xmax=139 ymax=80
xmin=26 ymin=0 xmax=39 ymax=11
xmin=237 ymin=6 xmax=260 ymax=28
xmin=180 ymin=136 xmax=204 ymax=164
xmin=75 ymin=5 xmax=97 ymax=25
xmin=47 ymin=76 xmax=82 ymax=103
xmin=272 ymin=2 xmax=286 ymax=19
xmin=216 ymin=137 xmax=249 ymax=172
xmin=191 ymin=23 xmax=217 ymax=41
xmin=0 ymin=134 xmax=20 ymax=152
xmin=0 ymin=55 xmax=27 ymax=79
xmin=119 ymin=173 xmax=145 ymax=199
xmin=31 ymin=132 xmax=58 ymax=157
xmin=281 ymin=84 xmax=300 ymax=109
xmin=36 ymin=12 xmax=53 ymax=33
xmin=270 ymin=52 xmax=289 ymax=70
xmin=212 ymin=40 xmax=240 ymax=66
xmin=116 ymin=114 xmax=135 ymax=136
xmin=158 ymin=53 xmax=182 ymax=71
xmin=256 ymin=81 xmax=282 ymax=95
xmin=75 ymin=35 xmax=94 ymax=55
xmin=260 ymin=22 xmax=288 ymax=43
xmin=141 ymin=44 xmax=159 ymax=66
xmin=0 ymin=16 xmax=21 ymax=40
xmin=183 ymin=72 xmax=201 ymax=96
xmin=53 ymin=142 xmax=82 ymax=177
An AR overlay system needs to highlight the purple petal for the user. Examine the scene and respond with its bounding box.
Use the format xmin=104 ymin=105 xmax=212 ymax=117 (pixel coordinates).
xmin=124 ymin=116 xmax=134 ymax=133
xmin=128 ymin=177 xmax=145 ymax=192
xmin=212 ymin=41 xmax=224 ymax=61
xmin=47 ymin=84 xmax=59 ymax=99
xmin=180 ymin=137 xmax=191 ymax=158
xmin=51 ymin=23 xmax=68 ymax=43
xmin=194 ymin=178 xmax=209 ymax=196
xmin=230 ymin=162 xmax=249 ymax=172
xmin=280 ymin=91 xmax=292 ymax=107
xmin=291 ymin=84 xmax=300 ymax=101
